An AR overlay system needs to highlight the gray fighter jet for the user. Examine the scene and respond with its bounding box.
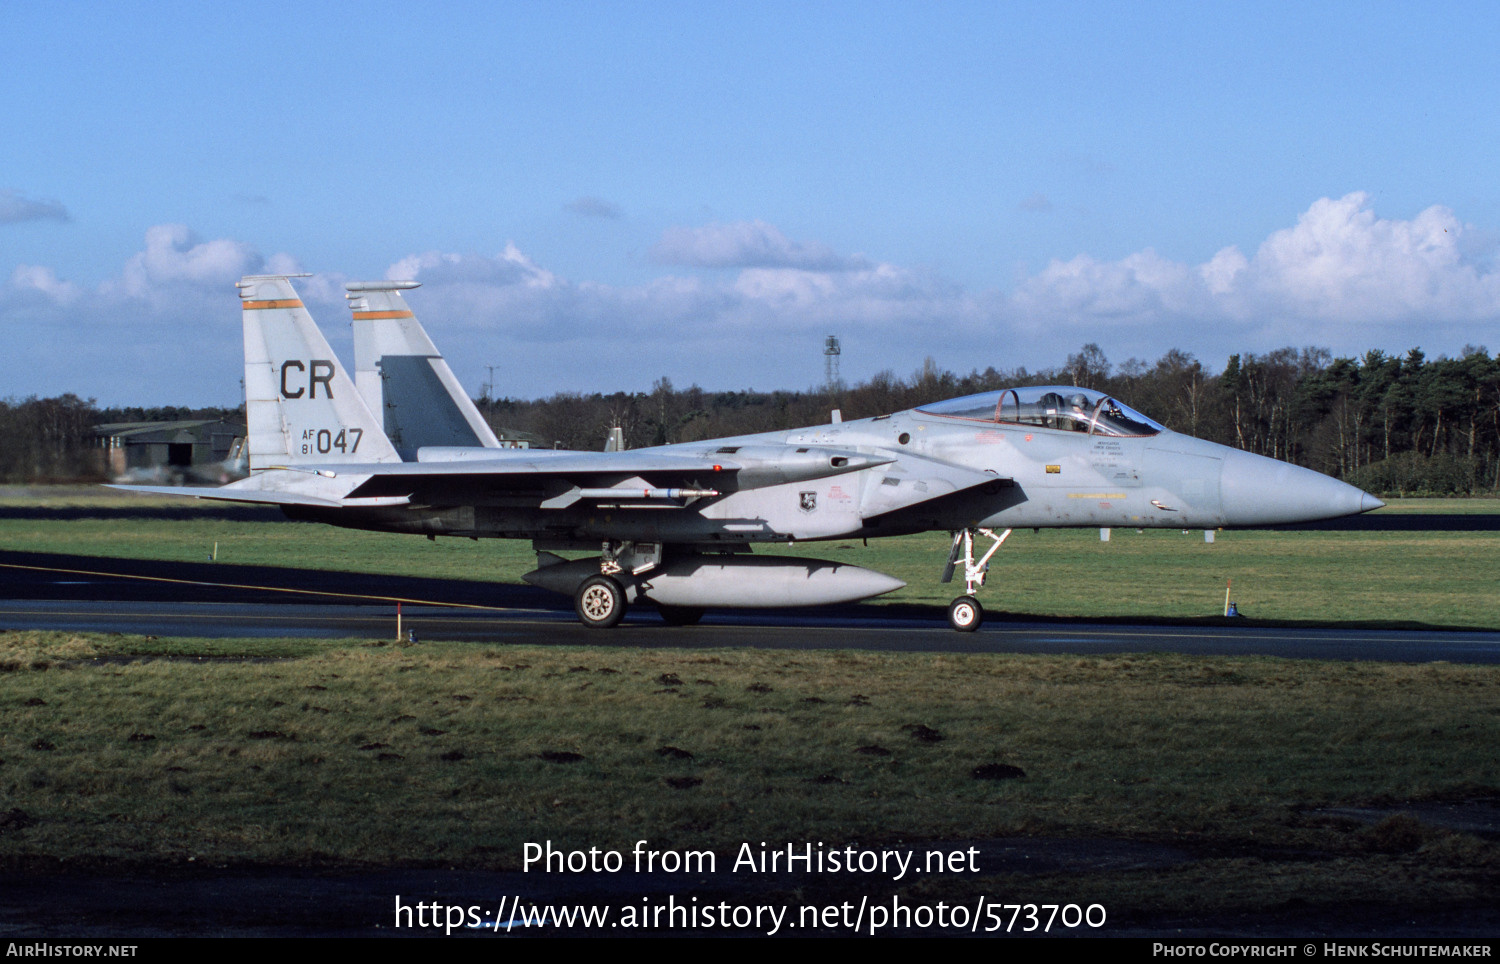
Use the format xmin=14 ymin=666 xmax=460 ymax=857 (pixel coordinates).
xmin=116 ymin=275 xmax=1383 ymax=631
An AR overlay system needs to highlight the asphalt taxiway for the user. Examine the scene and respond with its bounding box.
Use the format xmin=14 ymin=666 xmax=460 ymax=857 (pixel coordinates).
xmin=3 ymin=549 xmax=1497 ymax=663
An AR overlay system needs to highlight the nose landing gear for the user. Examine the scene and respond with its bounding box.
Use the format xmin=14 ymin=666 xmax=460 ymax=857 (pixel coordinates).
xmin=941 ymin=527 xmax=1011 ymax=632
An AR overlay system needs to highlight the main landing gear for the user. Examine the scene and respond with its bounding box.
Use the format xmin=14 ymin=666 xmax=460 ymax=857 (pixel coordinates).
xmin=941 ymin=527 xmax=1011 ymax=632
xmin=575 ymin=540 xmax=696 ymax=629
xmin=575 ymin=574 xmax=627 ymax=628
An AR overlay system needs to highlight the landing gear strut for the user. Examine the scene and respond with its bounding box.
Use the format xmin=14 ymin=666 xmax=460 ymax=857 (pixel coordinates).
xmin=941 ymin=527 xmax=1011 ymax=632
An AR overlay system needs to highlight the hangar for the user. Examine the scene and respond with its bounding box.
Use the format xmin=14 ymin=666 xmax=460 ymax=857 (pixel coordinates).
xmin=96 ymin=419 xmax=247 ymax=483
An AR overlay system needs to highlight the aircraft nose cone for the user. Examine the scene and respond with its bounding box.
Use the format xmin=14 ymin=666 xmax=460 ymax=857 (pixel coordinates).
xmin=1219 ymin=449 xmax=1382 ymax=525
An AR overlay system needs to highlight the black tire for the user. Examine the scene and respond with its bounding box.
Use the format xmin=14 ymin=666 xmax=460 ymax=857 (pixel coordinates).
xmin=657 ymin=604 xmax=705 ymax=626
xmin=575 ymin=575 xmax=627 ymax=628
xmin=948 ymin=595 xmax=983 ymax=632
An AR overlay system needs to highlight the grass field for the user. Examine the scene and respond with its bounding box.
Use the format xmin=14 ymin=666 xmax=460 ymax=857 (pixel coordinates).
xmin=1 ymin=630 xmax=1497 ymax=924
xmin=1 ymin=489 xmax=1498 ymax=928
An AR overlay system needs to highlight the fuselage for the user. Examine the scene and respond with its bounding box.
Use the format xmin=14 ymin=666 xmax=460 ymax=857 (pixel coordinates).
xmin=288 ymin=386 xmax=1380 ymax=545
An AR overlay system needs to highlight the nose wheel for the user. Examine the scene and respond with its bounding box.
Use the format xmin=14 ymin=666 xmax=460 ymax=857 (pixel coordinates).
xmin=941 ymin=527 xmax=1010 ymax=632
xmin=948 ymin=595 xmax=983 ymax=632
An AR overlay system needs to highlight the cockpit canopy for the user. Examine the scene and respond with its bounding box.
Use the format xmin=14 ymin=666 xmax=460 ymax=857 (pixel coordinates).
xmin=916 ymin=386 xmax=1165 ymax=437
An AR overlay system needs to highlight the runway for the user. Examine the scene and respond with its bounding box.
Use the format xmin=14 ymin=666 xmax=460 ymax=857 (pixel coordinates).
xmin=4 ymin=549 xmax=1498 ymax=663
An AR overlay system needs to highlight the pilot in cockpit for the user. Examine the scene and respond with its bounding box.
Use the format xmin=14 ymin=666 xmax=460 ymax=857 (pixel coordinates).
xmin=1067 ymin=393 xmax=1092 ymax=431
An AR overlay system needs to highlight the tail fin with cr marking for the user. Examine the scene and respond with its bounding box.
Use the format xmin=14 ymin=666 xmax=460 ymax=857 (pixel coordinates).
xmin=238 ymin=274 xmax=399 ymax=469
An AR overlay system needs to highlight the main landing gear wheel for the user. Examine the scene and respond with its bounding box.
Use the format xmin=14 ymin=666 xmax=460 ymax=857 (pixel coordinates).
xmin=657 ymin=604 xmax=705 ymax=626
xmin=575 ymin=575 xmax=627 ymax=628
xmin=948 ymin=595 xmax=983 ymax=632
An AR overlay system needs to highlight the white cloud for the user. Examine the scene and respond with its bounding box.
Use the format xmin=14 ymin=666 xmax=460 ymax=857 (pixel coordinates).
xmin=7 ymin=264 xmax=81 ymax=304
xmin=108 ymin=224 xmax=265 ymax=298
xmin=1012 ymin=249 xmax=1208 ymax=326
xmin=1010 ymin=193 xmax=1500 ymax=350
xmin=1199 ymin=246 xmax=1248 ymax=295
xmin=388 ymin=243 xmax=558 ymax=289
xmin=6 ymin=197 xmax=1500 ymax=405
xmin=1232 ymin=192 xmax=1500 ymax=323
xmin=0 ymin=225 xmax=304 ymax=403
xmin=651 ymin=220 xmax=871 ymax=271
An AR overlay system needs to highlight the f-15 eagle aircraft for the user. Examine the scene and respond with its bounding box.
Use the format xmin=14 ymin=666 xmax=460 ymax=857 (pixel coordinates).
xmin=116 ymin=274 xmax=1384 ymax=631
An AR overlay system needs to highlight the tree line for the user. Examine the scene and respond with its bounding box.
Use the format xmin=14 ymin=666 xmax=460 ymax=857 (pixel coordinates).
xmin=485 ymin=343 xmax=1500 ymax=497
xmin=4 ymin=344 xmax=1498 ymax=495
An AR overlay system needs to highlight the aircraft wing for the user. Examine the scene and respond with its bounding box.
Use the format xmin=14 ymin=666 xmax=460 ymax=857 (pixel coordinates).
xmin=337 ymin=451 xmax=737 ymax=505
xmin=335 ymin=451 xmax=737 ymax=479
xmin=109 ymin=445 xmax=890 ymax=511
xmin=105 ymin=483 xmax=410 ymax=508
xmin=108 ymin=453 xmax=728 ymax=508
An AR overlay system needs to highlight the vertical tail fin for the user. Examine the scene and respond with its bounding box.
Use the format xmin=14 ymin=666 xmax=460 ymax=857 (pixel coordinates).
xmin=238 ymin=274 xmax=400 ymax=469
xmin=346 ymin=281 xmax=501 ymax=459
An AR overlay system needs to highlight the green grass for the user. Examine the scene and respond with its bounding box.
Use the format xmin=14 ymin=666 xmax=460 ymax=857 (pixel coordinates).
xmin=1 ymin=630 xmax=1496 ymax=921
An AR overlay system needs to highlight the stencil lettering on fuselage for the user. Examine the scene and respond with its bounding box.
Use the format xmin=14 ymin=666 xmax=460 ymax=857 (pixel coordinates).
xmin=1088 ymin=437 xmax=1141 ymax=487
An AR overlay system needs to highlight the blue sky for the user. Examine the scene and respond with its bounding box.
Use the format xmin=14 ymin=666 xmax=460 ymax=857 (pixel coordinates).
xmin=4 ymin=1 xmax=1500 ymax=406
